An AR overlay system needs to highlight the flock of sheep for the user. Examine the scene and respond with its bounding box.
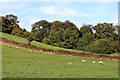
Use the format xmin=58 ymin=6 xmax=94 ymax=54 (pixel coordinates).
xmin=82 ymin=60 xmax=104 ymax=65
xmin=68 ymin=60 xmax=103 ymax=65
xmin=8 ymin=45 xmax=104 ymax=65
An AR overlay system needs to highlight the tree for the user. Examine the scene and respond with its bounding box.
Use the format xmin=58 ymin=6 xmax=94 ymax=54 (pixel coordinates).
xmin=93 ymin=23 xmax=115 ymax=39
xmin=22 ymin=31 xmax=31 ymax=38
xmin=76 ymin=33 xmax=94 ymax=50
xmin=49 ymin=20 xmax=81 ymax=49
xmin=49 ymin=28 xmax=63 ymax=46
xmin=0 ymin=16 xmax=11 ymax=33
xmin=5 ymin=14 xmax=19 ymax=25
xmin=43 ymin=38 xmax=50 ymax=45
xmin=32 ymin=28 xmax=47 ymax=42
xmin=86 ymin=38 xmax=118 ymax=54
xmin=31 ymin=20 xmax=51 ymax=33
xmin=31 ymin=20 xmax=51 ymax=42
xmin=80 ymin=24 xmax=93 ymax=36
xmin=11 ymin=27 xmax=23 ymax=36
xmin=1 ymin=14 xmax=20 ymax=34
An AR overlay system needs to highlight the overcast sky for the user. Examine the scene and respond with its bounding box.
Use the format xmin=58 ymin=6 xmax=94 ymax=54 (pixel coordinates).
xmin=0 ymin=0 xmax=119 ymax=31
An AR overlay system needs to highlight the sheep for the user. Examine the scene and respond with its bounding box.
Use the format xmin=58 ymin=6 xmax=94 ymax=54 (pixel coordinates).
xmin=8 ymin=46 xmax=10 ymax=48
xmin=68 ymin=62 xmax=73 ymax=64
xmin=30 ymin=51 xmax=33 ymax=53
xmin=82 ymin=60 xmax=86 ymax=62
xmin=39 ymin=50 xmax=43 ymax=53
xmin=93 ymin=61 xmax=96 ymax=64
xmin=99 ymin=61 xmax=104 ymax=65
xmin=15 ymin=47 xmax=18 ymax=49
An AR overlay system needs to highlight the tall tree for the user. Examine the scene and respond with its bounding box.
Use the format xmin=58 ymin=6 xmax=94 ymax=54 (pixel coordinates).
xmin=31 ymin=20 xmax=51 ymax=42
xmin=93 ymin=23 xmax=115 ymax=39
xmin=5 ymin=14 xmax=19 ymax=25
xmin=80 ymin=24 xmax=93 ymax=36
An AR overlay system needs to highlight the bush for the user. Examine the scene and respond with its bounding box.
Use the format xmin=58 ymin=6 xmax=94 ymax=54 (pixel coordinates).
xmin=60 ymin=42 xmax=72 ymax=49
xmin=86 ymin=38 xmax=118 ymax=54
xmin=76 ymin=33 xmax=94 ymax=50
xmin=27 ymin=35 xmax=34 ymax=45
xmin=43 ymin=38 xmax=50 ymax=45
xmin=11 ymin=28 xmax=23 ymax=36
xmin=23 ymin=31 xmax=31 ymax=38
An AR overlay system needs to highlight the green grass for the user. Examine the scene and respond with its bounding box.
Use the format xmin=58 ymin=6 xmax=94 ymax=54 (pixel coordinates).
xmin=0 ymin=32 xmax=84 ymax=53
xmin=0 ymin=32 xmax=28 ymax=44
xmin=31 ymin=41 xmax=84 ymax=52
xmin=2 ymin=42 xmax=118 ymax=78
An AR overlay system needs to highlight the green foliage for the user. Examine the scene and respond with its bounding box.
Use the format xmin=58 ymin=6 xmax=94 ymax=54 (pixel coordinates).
xmin=1 ymin=14 xmax=119 ymax=54
xmin=86 ymin=38 xmax=118 ymax=54
xmin=27 ymin=35 xmax=34 ymax=45
xmin=5 ymin=14 xmax=19 ymax=25
xmin=80 ymin=24 xmax=93 ymax=36
xmin=31 ymin=20 xmax=51 ymax=42
xmin=22 ymin=28 xmax=26 ymax=32
xmin=32 ymin=28 xmax=47 ymax=42
xmin=49 ymin=20 xmax=81 ymax=49
xmin=1 ymin=14 xmax=20 ymax=34
xmin=60 ymin=42 xmax=72 ymax=49
xmin=31 ymin=20 xmax=51 ymax=33
xmin=77 ymin=33 xmax=94 ymax=50
xmin=63 ymin=27 xmax=81 ymax=49
xmin=43 ymin=38 xmax=50 ymax=45
xmin=11 ymin=27 xmax=23 ymax=36
xmin=93 ymin=23 xmax=115 ymax=39
xmin=22 ymin=31 xmax=31 ymax=38
xmin=1 ymin=32 xmax=84 ymax=53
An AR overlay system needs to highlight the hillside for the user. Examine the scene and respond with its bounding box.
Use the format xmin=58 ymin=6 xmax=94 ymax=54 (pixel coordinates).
xmin=0 ymin=32 xmax=84 ymax=53
xmin=0 ymin=32 xmax=119 ymax=58
xmin=1 ymin=42 xmax=118 ymax=78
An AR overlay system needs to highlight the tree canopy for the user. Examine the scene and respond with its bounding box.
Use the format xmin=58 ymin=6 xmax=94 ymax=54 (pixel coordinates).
xmin=1 ymin=14 xmax=119 ymax=54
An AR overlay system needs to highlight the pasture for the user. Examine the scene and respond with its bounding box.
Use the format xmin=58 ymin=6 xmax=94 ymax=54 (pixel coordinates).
xmin=2 ymin=42 xmax=118 ymax=78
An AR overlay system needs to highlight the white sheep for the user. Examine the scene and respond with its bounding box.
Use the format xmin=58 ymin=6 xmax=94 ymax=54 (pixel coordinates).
xmin=30 ymin=51 xmax=33 ymax=53
xmin=39 ymin=50 xmax=43 ymax=53
xmin=15 ymin=47 xmax=18 ymax=49
xmin=68 ymin=62 xmax=73 ymax=64
xmin=8 ymin=46 xmax=10 ymax=48
xmin=99 ymin=61 xmax=104 ymax=65
xmin=82 ymin=60 xmax=86 ymax=62
xmin=93 ymin=61 xmax=96 ymax=63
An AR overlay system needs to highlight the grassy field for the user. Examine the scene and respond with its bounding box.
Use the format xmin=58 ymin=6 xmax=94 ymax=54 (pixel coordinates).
xmin=2 ymin=42 xmax=118 ymax=78
xmin=0 ymin=32 xmax=84 ymax=53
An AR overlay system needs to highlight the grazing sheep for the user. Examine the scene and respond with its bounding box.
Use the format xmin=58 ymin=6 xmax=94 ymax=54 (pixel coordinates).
xmin=93 ymin=61 xmax=96 ymax=63
xmin=8 ymin=46 xmax=10 ymax=48
xmin=39 ymin=50 xmax=43 ymax=53
xmin=99 ymin=61 xmax=104 ymax=65
xmin=68 ymin=62 xmax=73 ymax=64
xmin=30 ymin=51 xmax=33 ymax=53
xmin=15 ymin=47 xmax=18 ymax=49
xmin=82 ymin=60 xmax=86 ymax=62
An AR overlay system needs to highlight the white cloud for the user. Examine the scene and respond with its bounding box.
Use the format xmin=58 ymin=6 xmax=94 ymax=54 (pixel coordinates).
xmin=40 ymin=6 xmax=77 ymax=16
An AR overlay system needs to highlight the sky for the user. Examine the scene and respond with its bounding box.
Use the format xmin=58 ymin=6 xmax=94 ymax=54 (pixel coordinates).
xmin=0 ymin=0 xmax=119 ymax=32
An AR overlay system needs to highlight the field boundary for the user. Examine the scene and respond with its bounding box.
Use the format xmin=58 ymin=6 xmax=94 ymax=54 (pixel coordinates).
xmin=0 ymin=37 xmax=120 ymax=60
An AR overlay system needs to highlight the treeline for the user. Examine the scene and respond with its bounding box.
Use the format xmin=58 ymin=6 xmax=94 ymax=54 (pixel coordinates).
xmin=0 ymin=14 xmax=31 ymax=38
xmin=0 ymin=14 xmax=120 ymax=54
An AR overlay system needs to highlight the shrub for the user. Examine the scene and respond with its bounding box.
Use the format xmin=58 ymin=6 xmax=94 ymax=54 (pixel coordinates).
xmin=86 ymin=38 xmax=118 ymax=54
xmin=11 ymin=28 xmax=23 ymax=36
xmin=43 ymin=38 xmax=50 ymax=45
xmin=27 ymin=35 xmax=34 ymax=45
xmin=60 ymin=42 xmax=72 ymax=49
xmin=77 ymin=33 xmax=94 ymax=50
xmin=23 ymin=31 xmax=31 ymax=38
